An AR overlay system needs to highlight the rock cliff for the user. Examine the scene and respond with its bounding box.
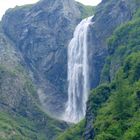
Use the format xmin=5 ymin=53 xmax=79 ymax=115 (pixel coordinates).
xmin=0 ymin=25 xmax=68 ymax=140
xmin=1 ymin=0 xmax=82 ymax=117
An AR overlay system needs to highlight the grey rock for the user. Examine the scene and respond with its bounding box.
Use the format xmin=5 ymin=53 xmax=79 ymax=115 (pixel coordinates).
xmin=1 ymin=0 xmax=82 ymax=118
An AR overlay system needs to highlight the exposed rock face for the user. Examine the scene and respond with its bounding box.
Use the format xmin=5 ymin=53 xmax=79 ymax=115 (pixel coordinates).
xmin=88 ymin=0 xmax=137 ymax=88
xmin=1 ymin=0 xmax=82 ymax=117
xmin=84 ymin=0 xmax=140 ymax=139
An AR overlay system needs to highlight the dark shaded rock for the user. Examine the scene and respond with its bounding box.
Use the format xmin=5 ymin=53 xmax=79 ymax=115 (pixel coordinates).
xmin=84 ymin=103 xmax=95 ymax=140
xmin=137 ymin=91 xmax=140 ymax=100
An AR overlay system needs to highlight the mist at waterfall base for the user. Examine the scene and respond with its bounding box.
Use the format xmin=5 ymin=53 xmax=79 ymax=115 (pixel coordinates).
xmin=62 ymin=17 xmax=93 ymax=123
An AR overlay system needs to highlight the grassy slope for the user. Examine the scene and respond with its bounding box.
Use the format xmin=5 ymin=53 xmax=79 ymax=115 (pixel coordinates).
xmin=0 ymin=112 xmax=44 ymax=140
xmin=0 ymin=65 xmax=68 ymax=140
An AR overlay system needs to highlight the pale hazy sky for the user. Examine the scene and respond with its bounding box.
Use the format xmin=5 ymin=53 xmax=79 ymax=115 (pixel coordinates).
xmin=0 ymin=0 xmax=102 ymax=20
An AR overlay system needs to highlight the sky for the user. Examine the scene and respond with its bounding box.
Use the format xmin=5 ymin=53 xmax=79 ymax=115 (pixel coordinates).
xmin=0 ymin=0 xmax=102 ymax=20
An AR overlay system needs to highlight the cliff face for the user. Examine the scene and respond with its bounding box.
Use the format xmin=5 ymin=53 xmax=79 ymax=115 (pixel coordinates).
xmin=0 ymin=1 xmax=95 ymax=139
xmin=1 ymin=0 xmax=82 ymax=117
xmin=88 ymin=0 xmax=139 ymax=88
xmin=0 ymin=0 xmax=83 ymax=139
xmin=0 ymin=26 xmax=68 ymax=140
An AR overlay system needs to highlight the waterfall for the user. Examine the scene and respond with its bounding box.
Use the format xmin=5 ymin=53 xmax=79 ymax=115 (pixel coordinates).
xmin=63 ymin=17 xmax=93 ymax=123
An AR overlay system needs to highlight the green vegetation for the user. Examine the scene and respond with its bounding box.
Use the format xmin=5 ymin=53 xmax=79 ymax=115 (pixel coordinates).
xmin=94 ymin=53 xmax=140 ymax=140
xmin=0 ymin=109 xmax=67 ymax=140
xmin=93 ymin=10 xmax=140 ymax=140
xmin=77 ymin=2 xmax=95 ymax=19
xmin=56 ymin=120 xmax=85 ymax=140
xmin=0 ymin=111 xmax=46 ymax=140
xmin=0 ymin=64 xmax=67 ymax=140
xmin=102 ymin=17 xmax=140 ymax=82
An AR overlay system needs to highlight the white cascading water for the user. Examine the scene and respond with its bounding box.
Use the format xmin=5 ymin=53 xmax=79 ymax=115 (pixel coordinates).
xmin=63 ymin=17 xmax=93 ymax=123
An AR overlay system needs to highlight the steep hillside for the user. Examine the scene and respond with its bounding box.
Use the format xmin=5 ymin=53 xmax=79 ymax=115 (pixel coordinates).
xmin=92 ymin=11 xmax=140 ymax=140
xmin=1 ymin=0 xmax=79 ymax=117
xmin=88 ymin=0 xmax=139 ymax=88
xmin=0 ymin=26 xmax=68 ymax=140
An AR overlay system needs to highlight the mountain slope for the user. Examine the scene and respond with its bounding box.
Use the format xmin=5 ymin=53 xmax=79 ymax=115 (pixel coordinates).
xmin=93 ymin=11 xmax=140 ymax=140
xmin=1 ymin=0 xmax=140 ymax=140
xmin=0 ymin=25 xmax=68 ymax=140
